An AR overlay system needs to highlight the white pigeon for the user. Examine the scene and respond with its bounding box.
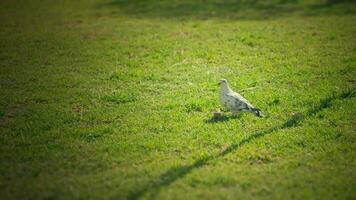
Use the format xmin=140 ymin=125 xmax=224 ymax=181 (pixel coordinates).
xmin=219 ymin=79 xmax=263 ymax=117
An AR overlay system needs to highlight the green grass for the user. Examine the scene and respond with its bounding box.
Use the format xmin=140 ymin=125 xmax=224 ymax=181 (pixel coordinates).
xmin=0 ymin=0 xmax=355 ymax=199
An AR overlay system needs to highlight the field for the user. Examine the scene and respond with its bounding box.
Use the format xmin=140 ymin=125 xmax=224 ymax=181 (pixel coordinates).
xmin=0 ymin=0 xmax=355 ymax=199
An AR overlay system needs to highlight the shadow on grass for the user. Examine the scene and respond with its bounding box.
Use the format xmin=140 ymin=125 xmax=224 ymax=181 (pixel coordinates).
xmin=99 ymin=0 xmax=356 ymax=20
xmin=205 ymin=115 xmax=231 ymax=123
xmin=125 ymin=90 xmax=354 ymax=200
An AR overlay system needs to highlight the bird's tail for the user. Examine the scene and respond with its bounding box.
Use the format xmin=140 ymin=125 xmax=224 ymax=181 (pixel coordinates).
xmin=251 ymin=108 xmax=263 ymax=118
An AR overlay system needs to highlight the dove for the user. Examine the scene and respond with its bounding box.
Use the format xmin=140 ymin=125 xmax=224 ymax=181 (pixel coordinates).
xmin=219 ymin=79 xmax=263 ymax=117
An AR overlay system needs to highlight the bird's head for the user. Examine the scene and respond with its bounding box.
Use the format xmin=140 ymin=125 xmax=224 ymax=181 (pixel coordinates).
xmin=219 ymin=79 xmax=228 ymax=86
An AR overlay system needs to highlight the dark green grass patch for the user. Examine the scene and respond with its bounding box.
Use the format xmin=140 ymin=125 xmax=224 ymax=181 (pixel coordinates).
xmin=103 ymin=92 xmax=137 ymax=104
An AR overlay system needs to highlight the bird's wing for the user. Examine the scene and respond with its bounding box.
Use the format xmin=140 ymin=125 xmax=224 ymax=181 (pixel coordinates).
xmin=226 ymin=92 xmax=255 ymax=111
xmin=226 ymin=92 xmax=252 ymax=104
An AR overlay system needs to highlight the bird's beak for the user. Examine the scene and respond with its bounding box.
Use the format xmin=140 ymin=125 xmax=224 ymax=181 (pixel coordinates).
xmin=217 ymin=82 xmax=220 ymax=86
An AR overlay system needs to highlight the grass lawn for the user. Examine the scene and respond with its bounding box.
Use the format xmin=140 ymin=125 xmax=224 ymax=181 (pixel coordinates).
xmin=0 ymin=0 xmax=355 ymax=199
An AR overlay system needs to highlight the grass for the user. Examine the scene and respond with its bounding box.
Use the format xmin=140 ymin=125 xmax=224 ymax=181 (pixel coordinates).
xmin=0 ymin=0 xmax=355 ymax=199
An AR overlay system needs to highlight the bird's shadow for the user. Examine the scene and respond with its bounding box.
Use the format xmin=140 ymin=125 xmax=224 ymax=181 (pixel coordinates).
xmin=205 ymin=115 xmax=230 ymax=123
xmin=204 ymin=114 xmax=242 ymax=123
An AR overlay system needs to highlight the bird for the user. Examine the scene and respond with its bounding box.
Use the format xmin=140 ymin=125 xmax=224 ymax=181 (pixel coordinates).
xmin=219 ymin=79 xmax=263 ymax=117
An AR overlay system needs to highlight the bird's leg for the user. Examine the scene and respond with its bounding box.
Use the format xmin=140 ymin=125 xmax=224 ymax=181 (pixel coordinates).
xmin=220 ymin=107 xmax=227 ymax=112
xmin=231 ymin=111 xmax=241 ymax=118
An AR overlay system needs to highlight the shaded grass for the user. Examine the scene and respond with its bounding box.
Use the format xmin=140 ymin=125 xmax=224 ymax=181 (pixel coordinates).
xmin=101 ymin=0 xmax=356 ymax=20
